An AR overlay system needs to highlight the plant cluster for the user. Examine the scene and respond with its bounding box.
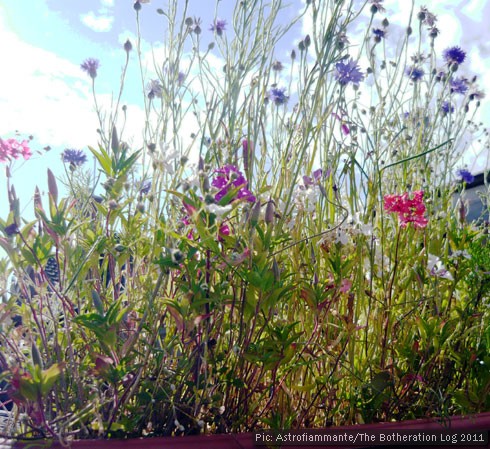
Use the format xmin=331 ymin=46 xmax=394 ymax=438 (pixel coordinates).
xmin=1 ymin=0 xmax=489 ymax=442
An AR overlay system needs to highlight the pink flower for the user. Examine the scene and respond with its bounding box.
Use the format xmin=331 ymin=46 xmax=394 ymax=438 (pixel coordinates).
xmin=339 ymin=278 xmax=352 ymax=293
xmin=384 ymin=190 xmax=428 ymax=229
xmin=0 ymin=138 xmax=32 ymax=162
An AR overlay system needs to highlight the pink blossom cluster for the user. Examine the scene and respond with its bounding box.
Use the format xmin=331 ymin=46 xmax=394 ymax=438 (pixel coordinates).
xmin=384 ymin=190 xmax=428 ymax=229
xmin=0 ymin=138 xmax=32 ymax=163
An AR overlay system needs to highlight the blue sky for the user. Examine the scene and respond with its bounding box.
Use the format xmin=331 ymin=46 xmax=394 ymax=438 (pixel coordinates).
xmin=1 ymin=0 xmax=490 ymax=222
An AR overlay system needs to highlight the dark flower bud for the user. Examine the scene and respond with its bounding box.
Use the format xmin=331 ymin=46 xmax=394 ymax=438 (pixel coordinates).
xmin=382 ymin=18 xmax=389 ymax=27
xmin=291 ymin=49 xmax=296 ymax=60
xmin=185 ymin=17 xmax=194 ymax=26
xmin=133 ymin=1 xmax=141 ymax=11
xmin=108 ymin=200 xmax=119 ymax=210
xmin=304 ymin=34 xmax=311 ymax=48
xmin=406 ymin=26 xmax=413 ymax=36
xmin=136 ymin=202 xmax=145 ymax=214
xmin=417 ymin=11 xmax=426 ymax=21
xmin=370 ymin=4 xmax=378 ymax=14
xmin=194 ymin=25 xmax=201 ymax=35
xmin=298 ymin=40 xmax=305 ymax=52
xmin=124 ymin=39 xmax=132 ymax=53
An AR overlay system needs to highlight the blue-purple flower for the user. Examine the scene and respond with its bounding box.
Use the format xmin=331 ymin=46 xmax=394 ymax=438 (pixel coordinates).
xmin=140 ymin=180 xmax=151 ymax=195
xmin=212 ymin=165 xmax=255 ymax=203
xmin=441 ymin=101 xmax=454 ymax=114
xmin=80 ymin=58 xmax=100 ymax=79
xmin=334 ymin=59 xmax=364 ymax=86
xmin=147 ymin=79 xmax=163 ymax=99
xmin=210 ymin=19 xmax=227 ymax=36
xmin=443 ymin=46 xmax=466 ymax=65
xmin=62 ymin=149 xmax=87 ymax=166
xmin=456 ymin=169 xmax=474 ymax=184
xmin=405 ymin=66 xmax=424 ymax=82
xmin=268 ymin=87 xmax=289 ymax=105
xmin=372 ymin=28 xmax=386 ymax=40
xmin=450 ymin=77 xmax=469 ymax=95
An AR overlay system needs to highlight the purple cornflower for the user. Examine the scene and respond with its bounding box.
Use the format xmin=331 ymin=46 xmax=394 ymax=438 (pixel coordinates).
xmin=147 ymin=79 xmax=163 ymax=99
xmin=210 ymin=19 xmax=227 ymax=36
xmin=450 ymin=77 xmax=469 ymax=95
xmin=140 ymin=180 xmax=151 ymax=195
xmin=334 ymin=58 xmax=364 ymax=86
xmin=80 ymin=58 xmax=100 ymax=79
xmin=372 ymin=28 xmax=386 ymax=40
xmin=405 ymin=66 xmax=424 ymax=82
xmin=212 ymin=165 xmax=255 ymax=203
xmin=268 ymin=87 xmax=289 ymax=105
xmin=443 ymin=46 xmax=466 ymax=65
xmin=456 ymin=169 xmax=474 ymax=184
xmin=441 ymin=101 xmax=454 ymax=114
xmin=62 ymin=149 xmax=87 ymax=166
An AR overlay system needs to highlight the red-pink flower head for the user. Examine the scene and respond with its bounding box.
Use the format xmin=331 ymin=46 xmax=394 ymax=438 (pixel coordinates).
xmin=384 ymin=190 xmax=428 ymax=229
xmin=0 ymin=138 xmax=32 ymax=163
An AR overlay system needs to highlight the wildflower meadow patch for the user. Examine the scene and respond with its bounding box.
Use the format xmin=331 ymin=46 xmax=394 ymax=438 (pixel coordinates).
xmin=0 ymin=0 xmax=489 ymax=442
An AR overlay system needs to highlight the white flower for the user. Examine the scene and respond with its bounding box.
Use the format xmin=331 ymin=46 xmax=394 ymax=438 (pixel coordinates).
xmin=451 ymin=250 xmax=471 ymax=260
xmin=427 ymin=254 xmax=453 ymax=280
xmin=205 ymin=203 xmax=232 ymax=217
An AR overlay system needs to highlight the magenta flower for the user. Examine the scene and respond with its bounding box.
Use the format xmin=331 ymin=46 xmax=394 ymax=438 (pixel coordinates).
xmin=384 ymin=190 xmax=428 ymax=229
xmin=0 ymin=138 xmax=32 ymax=163
xmin=212 ymin=164 xmax=255 ymax=203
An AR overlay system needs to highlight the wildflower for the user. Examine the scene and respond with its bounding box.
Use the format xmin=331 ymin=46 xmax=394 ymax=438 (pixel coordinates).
xmin=450 ymin=77 xmax=469 ymax=95
xmin=372 ymin=28 xmax=386 ymax=42
xmin=80 ymin=58 xmax=100 ymax=79
xmin=384 ymin=190 xmax=428 ymax=229
xmin=4 ymin=222 xmax=19 ymax=236
xmin=0 ymin=138 xmax=32 ymax=162
xmin=272 ymin=60 xmax=284 ymax=71
xmin=210 ymin=19 xmax=227 ymax=36
xmin=456 ymin=168 xmax=474 ymax=184
xmin=205 ymin=203 xmax=232 ymax=217
xmin=268 ymin=87 xmax=288 ymax=105
xmin=405 ymin=66 xmax=424 ymax=82
xmin=140 ymin=180 xmax=151 ymax=195
xmin=212 ymin=165 xmax=255 ymax=203
xmin=427 ymin=254 xmax=453 ymax=280
xmin=418 ymin=6 xmax=437 ymax=27
xmin=123 ymin=39 xmax=132 ymax=53
xmin=369 ymin=0 xmax=385 ymax=14
xmin=469 ymin=89 xmax=485 ymax=101
xmin=62 ymin=149 xmax=87 ymax=166
xmin=441 ymin=101 xmax=454 ymax=115
xmin=443 ymin=46 xmax=466 ymax=65
xmin=302 ymin=169 xmax=323 ymax=187
xmin=334 ymin=58 xmax=364 ymax=87
xmin=147 ymin=79 xmax=163 ymax=99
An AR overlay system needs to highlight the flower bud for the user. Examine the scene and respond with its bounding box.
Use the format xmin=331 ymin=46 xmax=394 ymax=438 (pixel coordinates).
xmin=250 ymin=200 xmax=261 ymax=226
xmin=265 ymin=200 xmax=275 ymax=224
xmin=124 ymin=39 xmax=132 ymax=53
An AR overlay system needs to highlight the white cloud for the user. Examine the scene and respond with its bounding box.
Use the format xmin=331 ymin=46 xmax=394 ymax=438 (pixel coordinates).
xmin=101 ymin=0 xmax=114 ymax=6
xmin=80 ymin=11 xmax=114 ymax=32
